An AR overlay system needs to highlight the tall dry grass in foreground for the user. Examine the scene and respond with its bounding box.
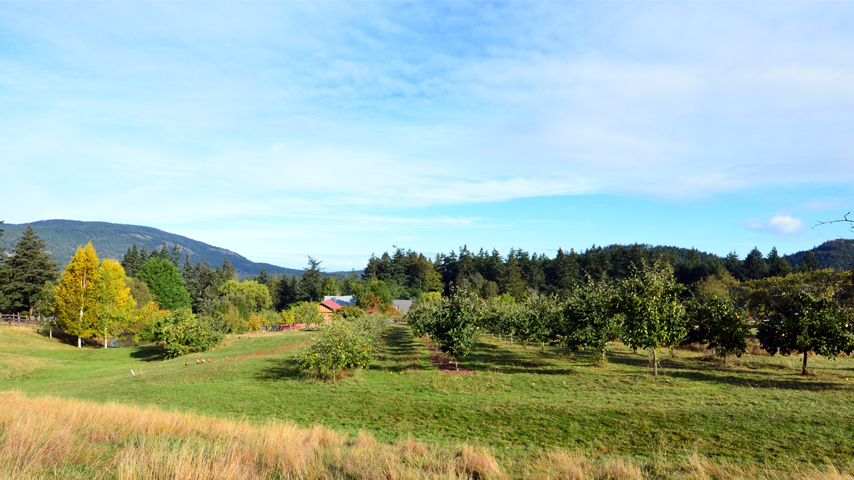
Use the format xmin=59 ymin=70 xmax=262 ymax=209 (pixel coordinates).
xmin=0 ymin=391 xmax=851 ymax=480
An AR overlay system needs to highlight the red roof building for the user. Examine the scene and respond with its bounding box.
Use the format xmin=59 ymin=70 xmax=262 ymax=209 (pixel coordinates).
xmin=318 ymin=299 xmax=342 ymax=321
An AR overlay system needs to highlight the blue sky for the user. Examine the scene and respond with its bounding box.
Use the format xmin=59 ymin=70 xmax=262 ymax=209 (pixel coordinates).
xmin=1 ymin=2 xmax=853 ymax=271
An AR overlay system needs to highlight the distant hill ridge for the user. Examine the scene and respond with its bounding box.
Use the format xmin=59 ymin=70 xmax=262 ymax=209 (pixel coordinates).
xmin=0 ymin=220 xmax=303 ymax=277
xmin=784 ymin=239 xmax=854 ymax=270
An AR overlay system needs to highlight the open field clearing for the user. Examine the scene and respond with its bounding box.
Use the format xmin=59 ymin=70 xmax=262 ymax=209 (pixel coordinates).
xmin=1 ymin=325 xmax=853 ymax=478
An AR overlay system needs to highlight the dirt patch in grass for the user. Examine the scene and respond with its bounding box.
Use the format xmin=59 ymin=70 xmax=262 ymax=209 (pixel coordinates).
xmin=418 ymin=337 xmax=475 ymax=376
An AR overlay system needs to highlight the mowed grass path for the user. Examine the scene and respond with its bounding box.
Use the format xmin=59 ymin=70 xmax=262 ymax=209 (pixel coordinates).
xmin=1 ymin=324 xmax=853 ymax=467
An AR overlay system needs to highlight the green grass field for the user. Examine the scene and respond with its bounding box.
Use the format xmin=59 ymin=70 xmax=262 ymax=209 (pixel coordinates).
xmin=1 ymin=324 xmax=853 ymax=475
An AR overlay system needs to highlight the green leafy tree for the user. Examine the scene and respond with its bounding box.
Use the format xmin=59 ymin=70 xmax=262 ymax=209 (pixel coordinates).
xmin=54 ymin=243 xmax=101 ymax=348
xmin=299 ymin=313 xmax=387 ymax=379
xmin=92 ymin=260 xmax=136 ymax=348
xmin=757 ymin=287 xmax=853 ymax=375
xmin=684 ymin=295 xmax=748 ymax=364
xmin=557 ymin=277 xmax=622 ymax=364
xmin=291 ymin=300 xmax=324 ymax=326
xmin=616 ymin=259 xmax=686 ymax=376
xmin=218 ymin=280 xmax=272 ymax=312
xmin=354 ymin=279 xmax=393 ymax=311
xmin=0 ymin=225 xmax=59 ymax=316
xmin=135 ymin=307 xmax=223 ymax=358
xmin=124 ymin=277 xmax=154 ymax=308
xmin=137 ymin=258 xmax=192 ymax=311
xmin=410 ymin=288 xmax=483 ymax=370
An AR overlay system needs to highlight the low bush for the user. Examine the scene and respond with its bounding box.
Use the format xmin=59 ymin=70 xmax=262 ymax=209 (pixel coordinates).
xmin=135 ymin=308 xmax=223 ymax=358
xmin=299 ymin=314 xmax=387 ymax=379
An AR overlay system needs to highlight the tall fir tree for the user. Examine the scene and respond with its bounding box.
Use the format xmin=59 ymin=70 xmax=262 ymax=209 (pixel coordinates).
xmin=121 ymin=243 xmax=142 ymax=277
xmin=276 ymin=274 xmax=301 ymax=310
xmin=1 ymin=226 xmax=59 ymax=316
xmin=299 ymin=256 xmax=324 ymax=302
xmin=219 ymin=257 xmax=237 ymax=282
xmin=798 ymin=251 xmax=821 ymax=272
xmin=169 ymin=244 xmax=182 ymax=267
xmin=767 ymin=247 xmax=792 ymax=277
xmin=743 ymin=247 xmax=769 ymax=280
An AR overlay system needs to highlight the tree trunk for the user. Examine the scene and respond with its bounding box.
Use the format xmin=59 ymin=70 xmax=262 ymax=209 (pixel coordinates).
xmin=78 ymin=336 xmax=81 ymax=348
xmin=104 ymin=327 xmax=108 ymax=349
xmin=802 ymin=350 xmax=808 ymax=375
xmin=455 ymin=360 xmax=459 ymax=371
xmin=653 ymin=349 xmax=658 ymax=377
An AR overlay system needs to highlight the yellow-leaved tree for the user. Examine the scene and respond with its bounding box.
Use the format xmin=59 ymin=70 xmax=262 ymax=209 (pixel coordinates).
xmin=93 ymin=259 xmax=136 ymax=348
xmin=54 ymin=242 xmax=100 ymax=348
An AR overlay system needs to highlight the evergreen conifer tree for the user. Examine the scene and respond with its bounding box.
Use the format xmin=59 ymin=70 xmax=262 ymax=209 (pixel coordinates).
xmin=169 ymin=244 xmax=182 ymax=267
xmin=798 ymin=251 xmax=821 ymax=272
xmin=767 ymin=247 xmax=792 ymax=277
xmin=299 ymin=257 xmax=324 ymax=302
xmin=121 ymin=244 xmax=142 ymax=277
xmin=743 ymin=247 xmax=770 ymax=280
xmin=219 ymin=258 xmax=237 ymax=282
xmin=0 ymin=226 xmax=59 ymax=316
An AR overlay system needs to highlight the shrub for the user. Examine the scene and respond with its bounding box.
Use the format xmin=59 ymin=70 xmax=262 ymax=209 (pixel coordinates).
xmin=135 ymin=308 xmax=223 ymax=358
xmin=291 ymin=301 xmax=324 ymax=326
xmin=299 ymin=314 xmax=387 ymax=379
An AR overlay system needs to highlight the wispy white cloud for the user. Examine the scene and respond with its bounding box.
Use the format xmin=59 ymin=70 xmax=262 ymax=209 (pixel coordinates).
xmin=743 ymin=216 xmax=806 ymax=236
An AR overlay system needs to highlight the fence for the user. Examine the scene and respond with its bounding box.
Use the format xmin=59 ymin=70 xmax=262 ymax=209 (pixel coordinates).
xmin=0 ymin=314 xmax=42 ymax=327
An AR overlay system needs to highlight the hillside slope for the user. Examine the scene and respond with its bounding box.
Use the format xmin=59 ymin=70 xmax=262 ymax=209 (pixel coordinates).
xmin=0 ymin=220 xmax=301 ymax=277
xmin=784 ymin=239 xmax=854 ymax=270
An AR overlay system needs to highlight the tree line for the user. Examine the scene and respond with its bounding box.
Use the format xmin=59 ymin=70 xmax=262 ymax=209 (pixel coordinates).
xmin=361 ymin=244 xmax=823 ymax=303
xmin=407 ymin=259 xmax=854 ymax=376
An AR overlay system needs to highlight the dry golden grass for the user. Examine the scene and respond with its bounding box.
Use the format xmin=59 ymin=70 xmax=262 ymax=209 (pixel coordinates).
xmin=1 ymin=391 xmax=852 ymax=480
xmin=0 ymin=391 xmax=506 ymax=480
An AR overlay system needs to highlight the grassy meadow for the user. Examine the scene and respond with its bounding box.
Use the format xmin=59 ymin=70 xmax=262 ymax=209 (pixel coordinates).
xmin=1 ymin=324 xmax=853 ymax=479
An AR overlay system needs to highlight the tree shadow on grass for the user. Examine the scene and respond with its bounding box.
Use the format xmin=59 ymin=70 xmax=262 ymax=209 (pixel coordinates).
xmin=606 ymin=350 xmax=848 ymax=391
xmin=463 ymin=341 xmax=576 ymax=375
xmin=255 ymin=357 xmax=302 ymax=381
xmin=665 ymin=369 xmax=849 ymax=391
xmin=371 ymin=324 xmax=426 ymax=372
xmin=129 ymin=346 xmax=167 ymax=362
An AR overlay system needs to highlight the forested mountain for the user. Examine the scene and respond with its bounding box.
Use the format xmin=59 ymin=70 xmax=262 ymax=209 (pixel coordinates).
xmin=784 ymin=239 xmax=854 ymax=270
xmin=0 ymin=220 xmax=301 ymax=277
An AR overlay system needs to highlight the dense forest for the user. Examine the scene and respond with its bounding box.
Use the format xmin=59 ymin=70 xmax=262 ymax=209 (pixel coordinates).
xmin=358 ymin=242 xmax=848 ymax=301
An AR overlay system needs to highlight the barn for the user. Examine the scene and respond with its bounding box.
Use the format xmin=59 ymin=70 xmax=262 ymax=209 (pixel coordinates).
xmin=318 ymin=299 xmax=342 ymax=321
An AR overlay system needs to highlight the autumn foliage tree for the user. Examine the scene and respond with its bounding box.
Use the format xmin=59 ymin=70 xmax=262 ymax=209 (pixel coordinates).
xmin=54 ymin=243 xmax=101 ymax=348
xmin=92 ymin=259 xmax=136 ymax=348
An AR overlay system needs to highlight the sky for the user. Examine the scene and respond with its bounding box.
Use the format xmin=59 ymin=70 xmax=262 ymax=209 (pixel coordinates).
xmin=1 ymin=1 xmax=853 ymax=271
